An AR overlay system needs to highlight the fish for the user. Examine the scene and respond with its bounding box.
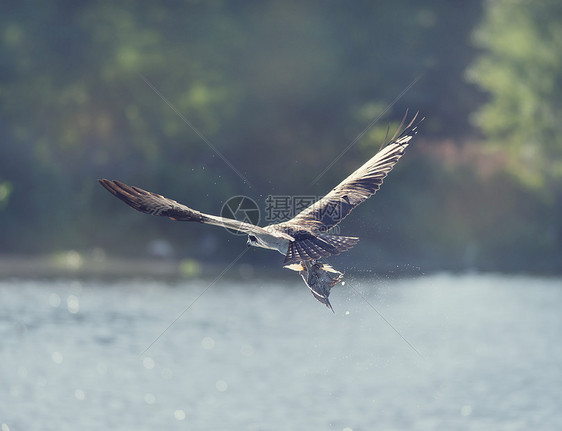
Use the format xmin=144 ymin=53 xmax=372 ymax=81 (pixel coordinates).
xmin=284 ymin=260 xmax=343 ymax=312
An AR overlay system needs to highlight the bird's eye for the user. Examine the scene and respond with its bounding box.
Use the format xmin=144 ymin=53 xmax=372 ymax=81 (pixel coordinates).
xmin=248 ymin=235 xmax=257 ymax=242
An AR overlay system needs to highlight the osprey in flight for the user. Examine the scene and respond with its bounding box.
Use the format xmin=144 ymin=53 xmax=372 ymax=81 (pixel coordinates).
xmin=99 ymin=114 xmax=422 ymax=311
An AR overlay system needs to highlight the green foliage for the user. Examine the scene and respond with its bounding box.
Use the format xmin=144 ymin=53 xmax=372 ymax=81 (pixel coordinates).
xmin=0 ymin=1 xmax=559 ymax=271
xmin=0 ymin=181 xmax=12 ymax=209
xmin=467 ymin=0 xmax=562 ymax=189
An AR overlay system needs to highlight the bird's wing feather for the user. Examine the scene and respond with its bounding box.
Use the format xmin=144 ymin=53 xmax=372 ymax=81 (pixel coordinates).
xmin=98 ymin=179 xmax=270 ymax=236
xmin=286 ymin=113 xmax=422 ymax=230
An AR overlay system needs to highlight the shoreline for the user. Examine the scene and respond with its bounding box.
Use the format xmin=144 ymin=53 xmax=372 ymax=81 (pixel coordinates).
xmin=1 ymin=252 xmax=560 ymax=280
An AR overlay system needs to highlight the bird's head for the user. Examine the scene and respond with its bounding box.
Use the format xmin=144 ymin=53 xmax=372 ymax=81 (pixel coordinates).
xmin=246 ymin=234 xmax=258 ymax=248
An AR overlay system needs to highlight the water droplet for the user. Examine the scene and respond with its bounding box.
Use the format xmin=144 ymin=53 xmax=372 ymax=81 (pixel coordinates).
xmin=174 ymin=409 xmax=186 ymax=420
xmin=143 ymin=357 xmax=155 ymax=370
xmin=201 ymin=337 xmax=215 ymax=350
xmin=51 ymin=351 xmax=63 ymax=364
xmin=216 ymin=380 xmax=228 ymax=392
xmin=144 ymin=393 xmax=156 ymax=404
xmin=461 ymin=405 xmax=472 ymax=416
xmin=67 ymin=295 xmax=79 ymax=314
xmin=74 ymin=389 xmax=85 ymax=400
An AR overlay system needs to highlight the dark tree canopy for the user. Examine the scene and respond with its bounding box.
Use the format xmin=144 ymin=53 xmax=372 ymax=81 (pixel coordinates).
xmin=0 ymin=0 xmax=560 ymax=272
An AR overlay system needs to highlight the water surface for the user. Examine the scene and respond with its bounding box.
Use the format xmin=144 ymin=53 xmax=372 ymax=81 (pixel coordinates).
xmin=1 ymin=274 xmax=561 ymax=430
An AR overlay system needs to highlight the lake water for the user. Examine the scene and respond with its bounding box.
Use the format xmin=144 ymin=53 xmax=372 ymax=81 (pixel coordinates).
xmin=1 ymin=273 xmax=561 ymax=430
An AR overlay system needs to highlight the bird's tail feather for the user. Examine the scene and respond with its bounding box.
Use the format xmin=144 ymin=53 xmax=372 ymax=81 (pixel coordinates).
xmin=284 ymin=234 xmax=359 ymax=264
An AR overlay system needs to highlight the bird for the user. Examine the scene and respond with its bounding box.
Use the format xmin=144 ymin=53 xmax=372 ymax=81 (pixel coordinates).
xmin=99 ymin=113 xmax=422 ymax=309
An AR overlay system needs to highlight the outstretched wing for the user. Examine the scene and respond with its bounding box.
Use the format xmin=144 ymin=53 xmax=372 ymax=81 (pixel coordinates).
xmin=98 ymin=179 xmax=269 ymax=235
xmin=286 ymin=113 xmax=423 ymax=231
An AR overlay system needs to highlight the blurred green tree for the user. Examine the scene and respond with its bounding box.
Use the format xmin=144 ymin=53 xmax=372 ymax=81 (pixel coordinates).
xmin=467 ymin=0 xmax=562 ymax=265
xmin=9 ymin=1 xmax=557 ymax=273
xmin=467 ymin=0 xmax=562 ymax=189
